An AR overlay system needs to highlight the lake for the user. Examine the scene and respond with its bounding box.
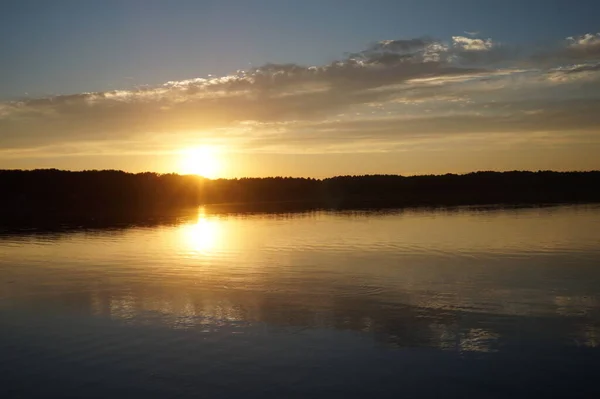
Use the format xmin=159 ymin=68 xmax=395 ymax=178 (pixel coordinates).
xmin=1 ymin=204 xmax=600 ymax=398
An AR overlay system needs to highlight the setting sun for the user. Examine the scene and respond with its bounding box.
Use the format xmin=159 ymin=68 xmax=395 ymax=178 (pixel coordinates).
xmin=179 ymin=147 xmax=222 ymax=178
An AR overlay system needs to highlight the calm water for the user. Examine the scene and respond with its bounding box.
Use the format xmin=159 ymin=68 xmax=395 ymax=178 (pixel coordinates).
xmin=1 ymin=205 xmax=600 ymax=398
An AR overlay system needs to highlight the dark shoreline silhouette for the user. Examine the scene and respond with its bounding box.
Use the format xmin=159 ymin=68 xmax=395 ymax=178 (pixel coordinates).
xmin=1 ymin=169 xmax=599 ymax=226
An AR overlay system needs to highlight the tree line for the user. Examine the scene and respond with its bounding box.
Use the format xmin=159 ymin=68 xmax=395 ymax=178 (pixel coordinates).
xmin=1 ymin=169 xmax=599 ymax=219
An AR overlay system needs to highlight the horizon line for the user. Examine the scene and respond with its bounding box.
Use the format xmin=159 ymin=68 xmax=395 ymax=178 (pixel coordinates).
xmin=2 ymin=168 xmax=600 ymax=181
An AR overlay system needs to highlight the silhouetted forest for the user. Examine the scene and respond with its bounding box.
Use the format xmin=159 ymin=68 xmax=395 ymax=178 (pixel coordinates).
xmin=1 ymin=169 xmax=600 ymax=223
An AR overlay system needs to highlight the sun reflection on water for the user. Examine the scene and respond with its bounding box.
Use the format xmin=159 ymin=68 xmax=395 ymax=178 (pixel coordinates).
xmin=182 ymin=206 xmax=221 ymax=254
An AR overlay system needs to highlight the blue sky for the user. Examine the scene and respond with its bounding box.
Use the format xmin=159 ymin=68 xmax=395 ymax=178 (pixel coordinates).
xmin=1 ymin=0 xmax=599 ymax=176
xmin=2 ymin=0 xmax=599 ymax=99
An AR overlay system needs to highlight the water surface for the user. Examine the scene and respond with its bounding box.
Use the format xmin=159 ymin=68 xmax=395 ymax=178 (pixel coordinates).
xmin=1 ymin=205 xmax=600 ymax=398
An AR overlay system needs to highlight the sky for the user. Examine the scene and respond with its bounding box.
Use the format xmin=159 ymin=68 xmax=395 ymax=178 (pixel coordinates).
xmin=1 ymin=0 xmax=600 ymax=177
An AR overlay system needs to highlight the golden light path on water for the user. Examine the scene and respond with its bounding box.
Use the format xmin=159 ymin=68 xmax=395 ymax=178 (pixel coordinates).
xmin=180 ymin=206 xmax=222 ymax=254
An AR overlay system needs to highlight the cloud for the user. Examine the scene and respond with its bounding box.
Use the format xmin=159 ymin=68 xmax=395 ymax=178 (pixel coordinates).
xmin=566 ymin=33 xmax=600 ymax=58
xmin=247 ymin=98 xmax=600 ymax=148
xmin=551 ymin=63 xmax=600 ymax=75
xmin=532 ymin=32 xmax=600 ymax=65
xmin=1 ymin=32 xmax=600 ymax=157
xmin=452 ymin=36 xmax=494 ymax=51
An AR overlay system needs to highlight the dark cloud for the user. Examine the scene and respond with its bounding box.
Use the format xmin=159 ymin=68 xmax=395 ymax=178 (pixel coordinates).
xmin=532 ymin=33 xmax=600 ymax=65
xmin=555 ymin=63 xmax=600 ymax=75
xmin=565 ymin=33 xmax=600 ymax=60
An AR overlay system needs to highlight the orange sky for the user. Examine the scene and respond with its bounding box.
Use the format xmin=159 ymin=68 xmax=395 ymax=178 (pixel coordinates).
xmin=2 ymin=26 xmax=600 ymax=177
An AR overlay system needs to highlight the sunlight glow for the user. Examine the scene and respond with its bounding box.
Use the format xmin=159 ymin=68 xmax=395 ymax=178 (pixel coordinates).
xmin=179 ymin=146 xmax=222 ymax=178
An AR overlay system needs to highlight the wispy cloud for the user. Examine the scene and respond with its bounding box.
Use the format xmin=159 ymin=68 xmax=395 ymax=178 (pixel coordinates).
xmin=1 ymin=32 xmax=600 ymax=157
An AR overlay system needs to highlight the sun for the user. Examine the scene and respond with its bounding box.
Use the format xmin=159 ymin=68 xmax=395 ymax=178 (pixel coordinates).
xmin=179 ymin=146 xmax=221 ymax=178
